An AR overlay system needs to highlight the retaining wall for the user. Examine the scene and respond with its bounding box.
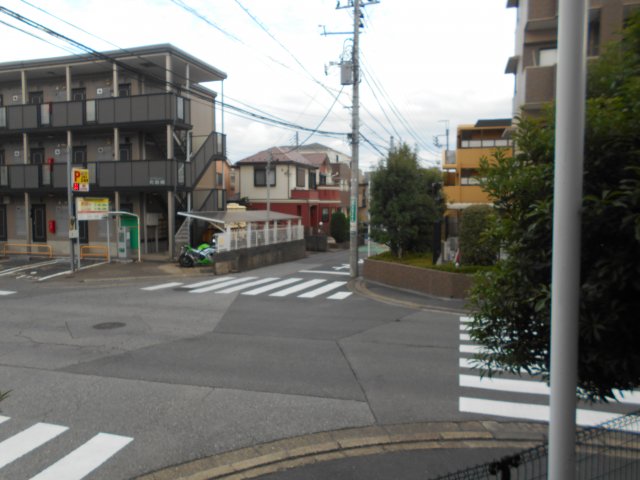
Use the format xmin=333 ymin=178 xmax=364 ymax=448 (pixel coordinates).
xmin=362 ymin=258 xmax=473 ymax=299
xmin=213 ymin=240 xmax=306 ymax=275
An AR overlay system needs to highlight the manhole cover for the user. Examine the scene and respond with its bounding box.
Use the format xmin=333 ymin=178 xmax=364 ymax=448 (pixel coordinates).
xmin=92 ymin=322 xmax=126 ymax=330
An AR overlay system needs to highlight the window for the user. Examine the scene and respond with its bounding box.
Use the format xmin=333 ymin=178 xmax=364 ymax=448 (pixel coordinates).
xmin=319 ymin=174 xmax=327 ymax=186
xmin=119 ymin=144 xmax=132 ymax=161
xmin=216 ymin=172 xmax=223 ymax=187
xmin=321 ymin=208 xmax=330 ymax=223
xmin=73 ymin=146 xmax=87 ymax=164
xmin=0 ymin=150 xmax=4 ymax=165
xmin=30 ymin=148 xmax=45 ymax=164
xmin=29 ymin=91 xmax=44 ymax=104
xmin=308 ymin=171 xmax=316 ymax=189
xmin=72 ymin=88 xmax=86 ymax=101
xmin=461 ymin=169 xmax=481 ymax=185
xmin=296 ymin=167 xmax=305 ymax=188
xmin=177 ymin=97 xmax=185 ymax=120
xmin=118 ymin=83 xmax=131 ymax=97
xmin=254 ymin=166 xmax=275 ymax=187
xmin=538 ymin=48 xmax=557 ymax=66
xmin=0 ymin=94 xmax=3 ymax=107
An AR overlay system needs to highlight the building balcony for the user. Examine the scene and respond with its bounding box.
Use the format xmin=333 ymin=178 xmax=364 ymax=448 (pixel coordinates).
xmin=0 ymin=92 xmax=191 ymax=134
xmin=443 ymin=185 xmax=491 ymax=205
xmin=290 ymin=186 xmax=341 ymax=202
xmin=0 ymin=137 xmax=225 ymax=193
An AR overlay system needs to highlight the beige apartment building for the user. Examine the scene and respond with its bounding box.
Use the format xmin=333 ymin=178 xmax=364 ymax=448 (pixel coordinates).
xmin=506 ymin=0 xmax=640 ymax=115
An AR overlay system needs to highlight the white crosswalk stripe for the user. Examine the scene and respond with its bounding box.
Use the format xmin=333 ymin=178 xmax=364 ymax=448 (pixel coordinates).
xmin=0 ymin=416 xmax=132 ymax=479
xmin=0 ymin=290 xmax=17 ymax=296
xmin=457 ymin=316 xmax=640 ymax=426
xmin=141 ymin=275 xmax=353 ymax=300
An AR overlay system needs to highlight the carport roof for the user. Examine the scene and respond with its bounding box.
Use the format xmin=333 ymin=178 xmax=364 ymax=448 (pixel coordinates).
xmin=178 ymin=210 xmax=301 ymax=227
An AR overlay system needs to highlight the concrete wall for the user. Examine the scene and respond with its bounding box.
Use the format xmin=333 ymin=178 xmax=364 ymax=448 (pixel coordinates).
xmin=363 ymin=258 xmax=474 ymax=299
xmin=213 ymin=239 xmax=305 ymax=274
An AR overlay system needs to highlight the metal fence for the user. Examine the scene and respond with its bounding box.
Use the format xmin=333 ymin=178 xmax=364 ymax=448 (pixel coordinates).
xmin=215 ymin=224 xmax=304 ymax=252
xmin=431 ymin=410 xmax=640 ymax=480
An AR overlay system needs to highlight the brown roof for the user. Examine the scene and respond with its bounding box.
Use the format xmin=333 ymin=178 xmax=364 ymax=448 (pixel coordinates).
xmin=300 ymin=152 xmax=329 ymax=167
xmin=236 ymin=147 xmax=317 ymax=168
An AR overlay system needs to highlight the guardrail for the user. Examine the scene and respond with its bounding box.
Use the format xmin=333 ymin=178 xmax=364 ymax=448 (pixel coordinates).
xmin=1 ymin=243 xmax=53 ymax=258
xmin=80 ymin=245 xmax=108 ymax=261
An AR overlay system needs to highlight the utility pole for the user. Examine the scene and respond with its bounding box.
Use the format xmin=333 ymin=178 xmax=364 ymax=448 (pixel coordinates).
xmin=335 ymin=0 xmax=379 ymax=278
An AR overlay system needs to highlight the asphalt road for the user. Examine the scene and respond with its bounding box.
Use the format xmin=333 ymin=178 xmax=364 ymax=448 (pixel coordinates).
xmin=0 ymin=251 xmax=472 ymax=479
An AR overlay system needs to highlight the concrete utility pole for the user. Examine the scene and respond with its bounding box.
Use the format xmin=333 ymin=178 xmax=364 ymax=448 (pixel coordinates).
xmin=334 ymin=0 xmax=379 ymax=278
xmin=548 ymin=1 xmax=588 ymax=479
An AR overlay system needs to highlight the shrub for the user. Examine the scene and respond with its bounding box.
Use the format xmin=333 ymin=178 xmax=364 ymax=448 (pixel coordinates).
xmin=458 ymin=205 xmax=498 ymax=266
xmin=330 ymin=211 xmax=349 ymax=243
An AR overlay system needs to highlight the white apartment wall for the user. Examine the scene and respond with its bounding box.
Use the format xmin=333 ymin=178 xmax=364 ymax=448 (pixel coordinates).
xmin=238 ymin=164 xmax=299 ymax=201
xmin=190 ymin=97 xmax=215 ymax=152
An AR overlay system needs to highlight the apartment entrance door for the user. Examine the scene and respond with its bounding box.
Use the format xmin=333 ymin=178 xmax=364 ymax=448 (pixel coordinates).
xmin=32 ymin=204 xmax=46 ymax=243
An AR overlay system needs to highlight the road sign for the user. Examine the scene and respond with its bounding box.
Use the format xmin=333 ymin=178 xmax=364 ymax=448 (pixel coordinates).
xmin=72 ymin=168 xmax=90 ymax=192
xmin=76 ymin=197 xmax=110 ymax=220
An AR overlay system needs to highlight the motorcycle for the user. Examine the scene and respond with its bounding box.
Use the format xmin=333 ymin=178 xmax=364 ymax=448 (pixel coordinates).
xmin=178 ymin=240 xmax=217 ymax=267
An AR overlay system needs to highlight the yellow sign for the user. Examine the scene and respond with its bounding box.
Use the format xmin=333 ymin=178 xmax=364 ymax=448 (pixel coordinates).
xmin=72 ymin=168 xmax=90 ymax=192
xmin=76 ymin=197 xmax=110 ymax=220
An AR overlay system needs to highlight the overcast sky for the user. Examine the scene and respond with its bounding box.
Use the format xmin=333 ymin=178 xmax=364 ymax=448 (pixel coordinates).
xmin=0 ymin=0 xmax=516 ymax=170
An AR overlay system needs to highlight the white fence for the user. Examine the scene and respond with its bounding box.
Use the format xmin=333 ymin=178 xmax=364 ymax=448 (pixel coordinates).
xmin=215 ymin=223 xmax=304 ymax=252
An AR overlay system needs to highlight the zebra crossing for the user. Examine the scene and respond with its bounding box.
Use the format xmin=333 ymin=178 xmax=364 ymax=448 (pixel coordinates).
xmin=0 ymin=414 xmax=132 ymax=479
xmin=458 ymin=316 xmax=640 ymax=426
xmin=141 ymin=275 xmax=353 ymax=300
xmin=0 ymin=290 xmax=16 ymax=296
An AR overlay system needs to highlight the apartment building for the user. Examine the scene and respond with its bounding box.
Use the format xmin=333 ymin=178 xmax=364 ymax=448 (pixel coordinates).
xmin=0 ymin=44 xmax=227 ymax=258
xmin=441 ymin=119 xmax=513 ymax=259
xmin=506 ymin=0 xmax=640 ymax=115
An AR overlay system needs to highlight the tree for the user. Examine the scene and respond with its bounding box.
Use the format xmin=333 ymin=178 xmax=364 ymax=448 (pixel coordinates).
xmin=330 ymin=211 xmax=349 ymax=243
xmin=369 ymin=143 xmax=443 ymax=257
xmin=469 ymin=12 xmax=640 ymax=401
xmin=458 ymin=205 xmax=499 ymax=266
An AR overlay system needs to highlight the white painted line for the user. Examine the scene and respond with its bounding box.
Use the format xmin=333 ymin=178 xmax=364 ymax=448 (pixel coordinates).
xmin=459 ymin=333 xmax=470 ymax=342
xmin=184 ymin=277 xmax=234 ymax=289
xmin=216 ymin=277 xmax=280 ymax=293
xmin=459 ymin=344 xmax=484 ymax=354
xmin=142 ymin=282 xmax=184 ymax=291
xmin=190 ymin=277 xmax=259 ymax=293
xmin=460 ymin=374 xmax=549 ymax=396
xmin=460 ymin=324 xmax=469 ymax=331
xmin=0 ymin=290 xmax=16 ymax=296
xmin=328 ymin=291 xmax=352 ymax=300
xmin=270 ymin=279 xmax=326 ymax=297
xmin=29 ymin=432 xmax=133 ymax=480
xmin=0 ymin=259 xmax=60 ymax=277
xmin=614 ymin=390 xmax=640 ymax=405
xmin=298 ymin=281 xmax=347 ymax=298
xmin=459 ymin=397 xmax=626 ymax=427
xmin=0 ymin=415 xmax=9 ymax=424
xmin=298 ymin=270 xmax=350 ymax=276
xmin=460 ymin=316 xmax=473 ymax=323
xmin=0 ymin=423 xmax=69 ymax=469
xmin=242 ymin=278 xmax=303 ymax=296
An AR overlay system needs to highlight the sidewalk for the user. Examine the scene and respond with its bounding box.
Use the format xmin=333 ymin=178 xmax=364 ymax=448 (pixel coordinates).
xmin=138 ymin=420 xmax=547 ymax=480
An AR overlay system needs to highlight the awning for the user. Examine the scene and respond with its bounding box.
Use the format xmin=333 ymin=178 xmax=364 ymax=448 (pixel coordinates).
xmin=178 ymin=210 xmax=301 ymax=230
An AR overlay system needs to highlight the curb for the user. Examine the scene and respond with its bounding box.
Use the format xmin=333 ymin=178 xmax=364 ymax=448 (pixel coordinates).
xmin=136 ymin=421 xmax=547 ymax=480
xmin=351 ymin=279 xmax=468 ymax=314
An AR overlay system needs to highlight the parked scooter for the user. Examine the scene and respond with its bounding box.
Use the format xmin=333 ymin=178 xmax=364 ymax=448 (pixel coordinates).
xmin=178 ymin=240 xmax=217 ymax=267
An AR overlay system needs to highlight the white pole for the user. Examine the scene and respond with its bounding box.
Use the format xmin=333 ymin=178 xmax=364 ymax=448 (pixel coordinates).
xmin=548 ymin=1 xmax=588 ymax=479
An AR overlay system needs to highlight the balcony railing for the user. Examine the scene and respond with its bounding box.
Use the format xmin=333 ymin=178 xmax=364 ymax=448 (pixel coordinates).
xmin=0 ymin=156 xmax=223 ymax=192
xmin=0 ymin=93 xmax=190 ymax=132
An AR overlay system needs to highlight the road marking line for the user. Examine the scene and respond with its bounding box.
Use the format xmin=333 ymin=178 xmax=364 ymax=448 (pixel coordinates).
xmin=184 ymin=277 xmax=233 ymax=289
xmin=460 ymin=374 xmax=549 ymax=396
xmin=0 ymin=290 xmax=16 ymax=296
xmin=328 ymin=291 xmax=352 ymax=300
xmin=242 ymin=278 xmax=303 ymax=296
xmin=29 ymin=432 xmax=133 ymax=480
xmin=142 ymin=282 xmax=183 ymax=291
xmin=460 ymin=344 xmax=484 ymax=354
xmin=270 ymin=279 xmax=325 ymax=297
xmin=190 ymin=277 xmax=259 ymax=293
xmin=0 ymin=423 xmax=69 ymax=469
xmin=298 ymin=270 xmax=350 ymax=276
xmin=459 ymin=397 xmax=628 ymax=427
xmin=460 ymin=324 xmax=469 ymax=331
xmin=459 ymin=333 xmax=470 ymax=341
xmin=0 ymin=415 xmax=8 ymax=424
xmin=460 ymin=316 xmax=473 ymax=323
xmin=216 ymin=277 xmax=280 ymax=293
xmin=298 ymin=281 xmax=347 ymax=298
xmin=0 ymin=259 xmax=61 ymax=277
